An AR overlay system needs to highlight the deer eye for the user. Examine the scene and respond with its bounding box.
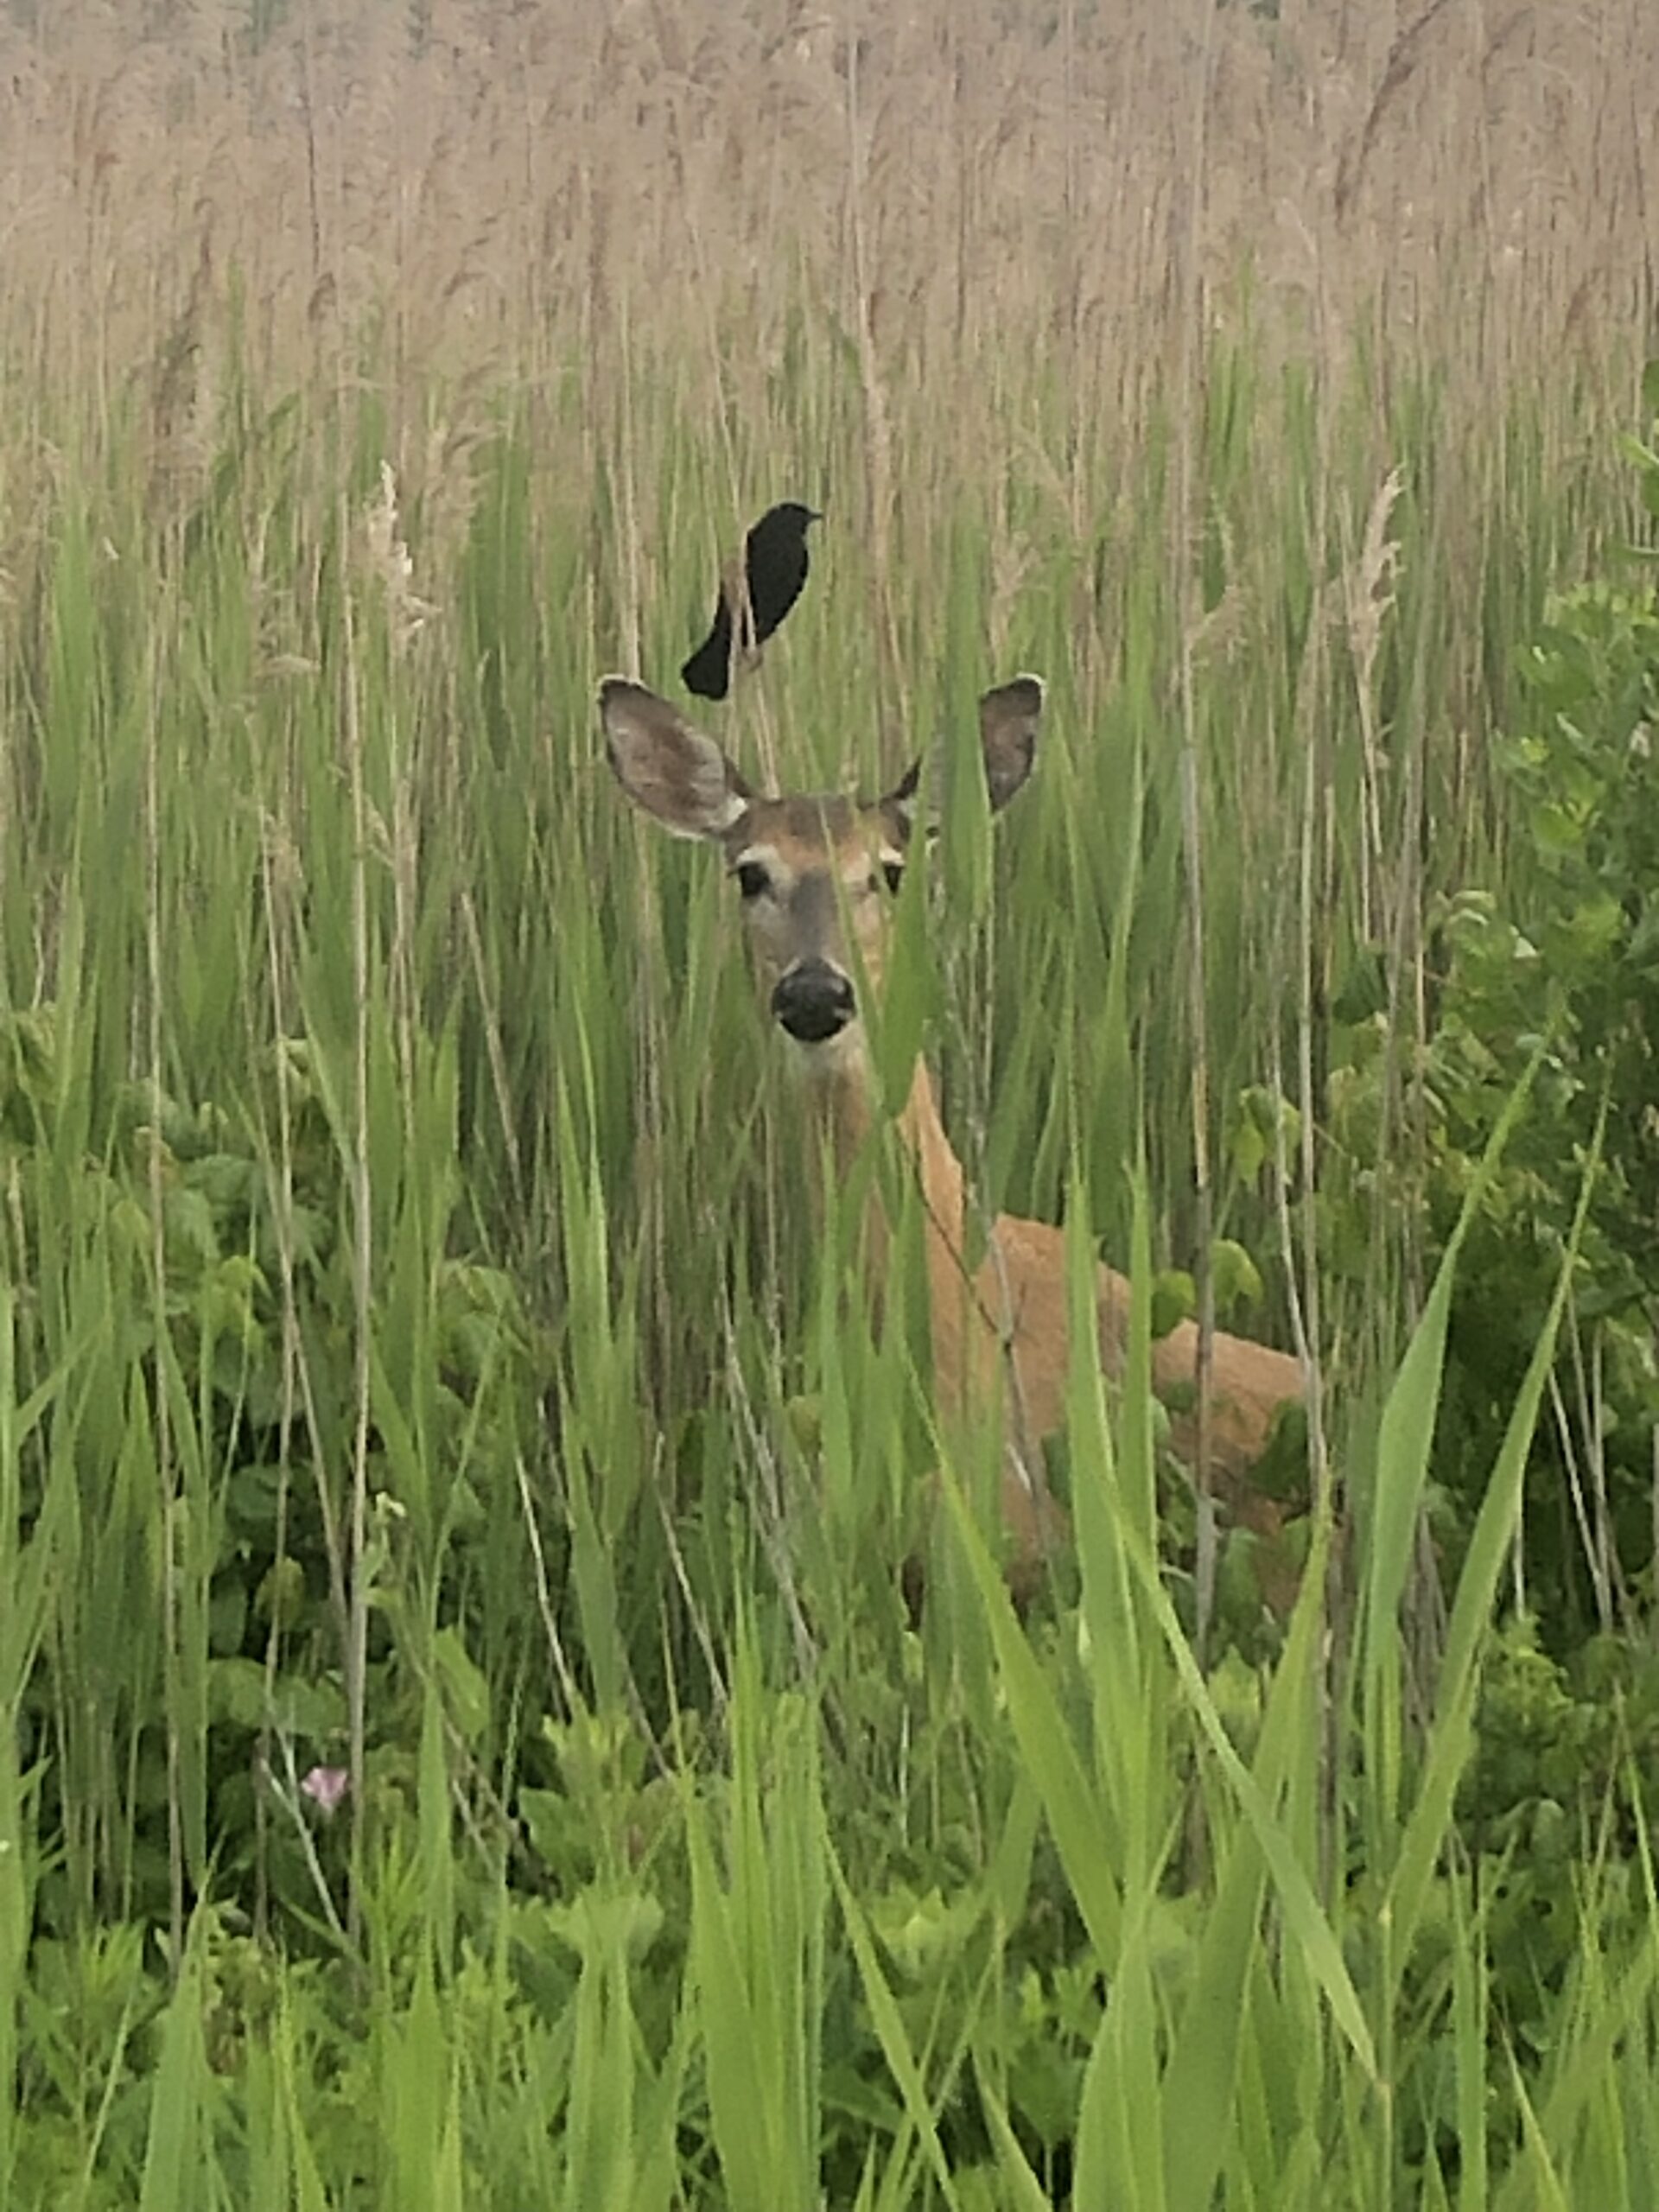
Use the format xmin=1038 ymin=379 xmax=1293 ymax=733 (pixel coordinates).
xmin=881 ymin=859 xmax=905 ymax=895
xmin=734 ymin=861 xmax=772 ymax=901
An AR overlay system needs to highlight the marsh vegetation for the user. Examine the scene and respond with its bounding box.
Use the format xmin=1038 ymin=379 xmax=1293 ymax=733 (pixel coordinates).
xmin=2 ymin=1 xmax=1658 ymax=2202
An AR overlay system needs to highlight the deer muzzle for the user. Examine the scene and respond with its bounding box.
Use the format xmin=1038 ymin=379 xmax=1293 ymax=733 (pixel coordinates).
xmin=771 ymin=959 xmax=855 ymax=1043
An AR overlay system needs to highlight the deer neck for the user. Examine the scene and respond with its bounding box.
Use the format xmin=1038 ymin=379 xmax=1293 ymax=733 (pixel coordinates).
xmin=799 ymin=1039 xmax=1035 ymax=1503
xmin=797 ymin=1042 xmax=968 ymax=1273
xmin=894 ymin=1060 xmax=968 ymax=1245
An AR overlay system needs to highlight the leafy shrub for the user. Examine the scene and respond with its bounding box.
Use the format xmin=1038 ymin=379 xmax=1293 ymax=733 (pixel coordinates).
xmin=1323 ymin=375 xmax=1659 ymax=1651
xmin=3 ymin=1009 xmax=556 ymax=1942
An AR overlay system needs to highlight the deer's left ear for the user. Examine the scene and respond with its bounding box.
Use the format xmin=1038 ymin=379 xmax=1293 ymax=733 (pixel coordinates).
xmin=601 ymin=678 xmax=754 ymax=841
xmin=885 ymin=674 xmax=1043 ymax=836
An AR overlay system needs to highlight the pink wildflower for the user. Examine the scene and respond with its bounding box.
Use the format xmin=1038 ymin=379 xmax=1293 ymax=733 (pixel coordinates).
xmin=300 ymin=1765 xmax=350 ymax=1816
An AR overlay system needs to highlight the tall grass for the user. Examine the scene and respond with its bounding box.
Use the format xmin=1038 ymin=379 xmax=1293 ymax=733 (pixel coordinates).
xmin=1 ymin=0 xmax=1656 ymax=2201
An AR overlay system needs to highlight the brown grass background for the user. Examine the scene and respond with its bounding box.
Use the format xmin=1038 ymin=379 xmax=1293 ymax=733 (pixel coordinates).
xmin=0 ymin=1 xmax=1650 ymax=457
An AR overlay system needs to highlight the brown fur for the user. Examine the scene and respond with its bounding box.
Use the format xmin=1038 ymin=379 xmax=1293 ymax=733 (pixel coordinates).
xmin=804 ymin=1040 xmax=1302 ymax=1600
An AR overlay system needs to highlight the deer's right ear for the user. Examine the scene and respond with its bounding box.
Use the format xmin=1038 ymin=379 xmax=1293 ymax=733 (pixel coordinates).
xmin=884 ymin=672 xmax=1044 ymax=839
xmin=601 ymin=678 xmax=753 ymax=842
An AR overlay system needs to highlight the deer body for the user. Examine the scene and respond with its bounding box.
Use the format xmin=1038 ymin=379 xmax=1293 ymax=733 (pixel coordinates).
xmin=603 ymin=674 xmax=1303 ymax=1596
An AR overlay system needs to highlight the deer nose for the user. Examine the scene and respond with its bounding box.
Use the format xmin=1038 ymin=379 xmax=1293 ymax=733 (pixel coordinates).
xmin=772 ymin=959 xmax=855 ymax=1043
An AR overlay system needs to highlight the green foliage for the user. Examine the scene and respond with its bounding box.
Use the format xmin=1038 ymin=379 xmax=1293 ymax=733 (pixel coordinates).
xmin=2 ymin=1007 xmax=555 ymax=1955
xmin=1319 ymin=397 xmax=1659 ymax=1651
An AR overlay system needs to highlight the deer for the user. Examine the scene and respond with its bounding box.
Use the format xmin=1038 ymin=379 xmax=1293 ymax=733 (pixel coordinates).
xmin=601 ymin=671 xmax=1305 ymax=1605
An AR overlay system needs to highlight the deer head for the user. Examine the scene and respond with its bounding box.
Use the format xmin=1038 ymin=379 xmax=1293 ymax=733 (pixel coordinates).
xmin=601 ymin=675 xmax=1042 ymax=1064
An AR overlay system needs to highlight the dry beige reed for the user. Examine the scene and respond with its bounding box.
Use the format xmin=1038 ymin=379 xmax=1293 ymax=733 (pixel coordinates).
xmin=0 ymin=2 xmax=1649 ymax=440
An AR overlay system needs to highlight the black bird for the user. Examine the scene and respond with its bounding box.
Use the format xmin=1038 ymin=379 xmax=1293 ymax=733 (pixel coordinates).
xmin=682 ymin=499 xmax=821 ymax=701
